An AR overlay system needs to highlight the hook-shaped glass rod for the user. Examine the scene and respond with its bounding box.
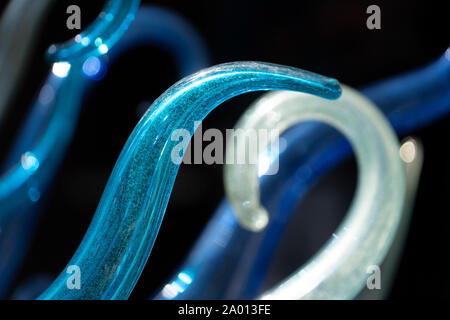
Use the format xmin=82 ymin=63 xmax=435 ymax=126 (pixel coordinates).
xmin=154 ymin=49 xmax=448 ymax=300
xmin=38 ymin=62 xmax=341 ymax=299
xmin=46 ymin=0 xmax=141 ymax=62
xmin=224 ymin=85 xmax=405 ymax=299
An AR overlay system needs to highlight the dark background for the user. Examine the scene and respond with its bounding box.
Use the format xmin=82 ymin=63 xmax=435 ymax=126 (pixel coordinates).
xmin=0 ymin=0 xmax=448 ymax=299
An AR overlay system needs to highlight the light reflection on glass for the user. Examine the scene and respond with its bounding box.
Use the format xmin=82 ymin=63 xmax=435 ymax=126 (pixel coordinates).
xmin=160 ymin=270 xmax=194 ymax=299
xmin=21 ymin=152 xmax=40 ymax=172
xmin=399 ymin=140 xmax=417 ymax=163
xmin=51 ymin=62 xmax=71 ymax=78
xmin=98 ymin=44 xmax=109 ymax=54
xmin=82 ymin=57 xmax=102 ymax=78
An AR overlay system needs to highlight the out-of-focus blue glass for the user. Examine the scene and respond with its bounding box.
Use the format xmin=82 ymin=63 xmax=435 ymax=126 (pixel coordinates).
xmin=109 ymin=6 xmax=209 ymax=76
xmin=1 ymin=4 xmax=210 ymax=299
xmin=36 ymin=62 xmax=341 ymax=299
xmin=153 ymin=48 xmax=450 ymax=300
xmin=46 ymin=0 xmax=141 ymax=62
xmin=3 ymin=5 xmax=209 ymax=173
xmin=0 ymin=0 xmax=141 ymax=225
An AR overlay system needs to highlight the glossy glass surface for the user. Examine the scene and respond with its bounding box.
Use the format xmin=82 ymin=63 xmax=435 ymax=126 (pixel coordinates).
xmin=0 ymin=4 xmax=210 ymax=298
xmin=155 ymin=49 xmax=449 ymax=299
xmin=225 ymin=86 xmax=405 ymax=299
xmin=47 ymin=0 xmax=141 ymax=62
xmin=39 ymin=62 xmax=341 ymax=299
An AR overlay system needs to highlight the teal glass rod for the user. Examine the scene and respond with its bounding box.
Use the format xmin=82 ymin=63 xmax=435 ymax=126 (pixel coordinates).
xmin=38 ymin=62 xmax=341 ymax=299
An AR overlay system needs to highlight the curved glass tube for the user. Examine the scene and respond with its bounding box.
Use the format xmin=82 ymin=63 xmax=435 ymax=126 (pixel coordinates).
xmin=46 ymin=0 xmax=141 ymax=62
xmin=0 ymin=4 xmax=212 ymax=224
xmin=358 ymin=137 xmax=423 ymax=299
xmin=366 ymin=48 xmax=450 ymax=134
xmin=0 ymin=5 xmax=210 ymax=298
xmin=0 ymin=1 xmax=143 ymax=225
xmin=35 ymin=62 xmax=341 ymax=300
xmin=109 ymin=5 xmax=209 ymax=76
xmin=0 ymin=0 xmax=55 ymax=132
xmin=154 ymin=48 xmax=449 ymax=300
xmin=4 ymin=5 xmax=209 ymax=170
xmin=0 ymin=0 xmax=143 ymax=224
xmin=224 ymin=86 xmax=405 ymax=299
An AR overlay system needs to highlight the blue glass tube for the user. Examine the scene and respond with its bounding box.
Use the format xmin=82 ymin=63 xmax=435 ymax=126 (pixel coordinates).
xmin=154 ymin=48 xmax=450 ymax=300
xmin=0 ymin=63 xmax=86 ymax=299
xmin=0 ymin=4 xmax=210 ymax=298
xmin=46 ymin=0 xmax=141 ymax=62
xmin=34 ymin=62 xmax=341 ymax=300
xmin=0 ymin=0 xmax=141 ymax=226
xmin=108 ymin=5 xmax=209 ymax=76
xmin=3 ymin=5 xmax=209 ymax=171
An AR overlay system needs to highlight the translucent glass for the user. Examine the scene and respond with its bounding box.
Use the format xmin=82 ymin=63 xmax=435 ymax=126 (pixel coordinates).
xmin=0 ymin=0 xmax=55 ymax=132
xmin=38 ymin=62 xmax=341 ymax=299
xmin=0 ymin=4 xmax=209 ymax=225
xmin=358 ymin=137 xmax=423 ymax=299
xmin=0 ymin=4 xmax=210 ymax=298
xmin=0 ymin=1 xmax=141 ymax=226
xmin=47 ymin=0 xmax=141 ymax=62
xmin=223 ymin=86 xmax=405 ymax=299
xmin=155 ymin=49 xmax=449 ymax=300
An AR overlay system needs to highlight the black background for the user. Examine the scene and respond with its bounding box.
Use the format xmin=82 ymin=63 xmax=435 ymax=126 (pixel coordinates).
xmin=0 ymin=0 xmax=448 ymax=299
